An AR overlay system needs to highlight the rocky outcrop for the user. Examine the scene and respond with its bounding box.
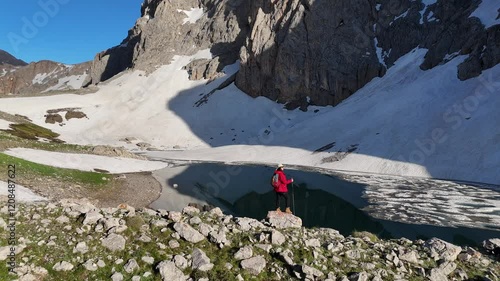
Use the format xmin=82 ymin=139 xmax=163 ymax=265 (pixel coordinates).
xmin=86 ymin=0 xmax=251 ymax=85
xmin=0 ymin=60 xmax=91 ymax=95
xmin=1 ymin=200 xmax=499 ymax=280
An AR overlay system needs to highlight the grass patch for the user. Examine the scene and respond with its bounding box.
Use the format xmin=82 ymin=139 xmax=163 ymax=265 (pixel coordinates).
xmin=0 ymin=130 xmax=91 ymax=153
xmin=0 ymin=152 xmax=110 ymax=186
xmin=2 ymin=123 xmax=61 ymax=142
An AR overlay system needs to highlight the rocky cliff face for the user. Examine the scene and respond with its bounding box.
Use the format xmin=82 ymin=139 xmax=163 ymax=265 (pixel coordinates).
xmin=87 ymin=0 xmax=251 ymax=84
xmin=89 ymin=0 xmax=500 ymax=108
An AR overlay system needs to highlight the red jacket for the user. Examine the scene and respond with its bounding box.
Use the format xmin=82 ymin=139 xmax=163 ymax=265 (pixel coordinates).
xmin=274 ymin=169 xmax=292 ymax=193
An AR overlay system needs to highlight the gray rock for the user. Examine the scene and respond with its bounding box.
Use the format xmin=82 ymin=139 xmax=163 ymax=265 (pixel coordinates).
xmin=189 ymin=216 xmax=202 ymax=225
xmin=142 ymin=256 xmax=155 ymax=265
xmin=82 ymin=210 xmax=103 ymax=225
xmin=102 ymin=217 xmax=121 ymax=231
xmin=428 ymin=269 xmax=448 ymax=281
xmin=150 ymin=219 xmax=169 ymax=228
xmin=256 ymin=244 xmax=272 ymax=253
xmin=192 ymin=248 xmax=214 ymax=271
xmin=425 ymin=238 xmax=462 ymax=261
xmin=109 ymin=225 xmax=128 ymax=234
xmin=266 ymin=211 xmax=302 ymax=229
xmin=142 ymin=208 xmax=158 ymax=217
xmin=305 ymin=238 xmax=321 ymax=248
xmin=174 ymin=255 xmax=188 ymax=269
xmin=234 ymin=246 xmax=253 ymax=260
xmin=83 ymin=260 xmax=98 ymax=271
xmin=73 ymin=242 xmax=88 ymax=254
xmin=168 ymin=211 xmax=183 ymax=222
xmin=198 ymin=223 xmax=214 ymax=237
xmin=302 ymin=264 xmax=324 ymax=277
xmin=138 ymin=234 xmax=152 ymax=243
xmin=0 ymin=245 xmax=25 ymax=261
xmin=111 ymin=272 xmax=124 ymax=281
xmin=101 ymin=234 xmax=126 ymax=251
xmin=348 ymin=271 xmax=369 ymax=281
xmin=55 ymin=215 xmax=70 ymax=224
xmin=52 ymin=261 xmax=74 ymax=271
xmin=173 ymin=222 xmax=205 ymax=243
xmin=124 ymin=258 xmax=139 ymax=273
xmin=236 ymin=217 xmax=265 ymax=231
xmin=132 ymin=276 xmax=141 ymax=281
xmin=209 ymin=229 xmax=229 ymax=246
xmin=182 ymin=206 xmax=200 ymax=216
xmin=241 ymin=256 xmax=266 ymax=275
xmin=209 ymin=207 xmax=224 ymax=217
xmin=399 ymin=250 xmax=420 ymax=264
xmin=157 ymin=261 xmax=188 ymax=281
xmin=169 ymin=240 xmax=180 ymax=249
xmin=280 ymin=249 xmax=295 ymax=266
xmin=346 ymin=249 xmax=363 ymax=260
xmin=483 ymin=238 xmax=500 ymax=254
xmin=271 ymin=230 xmax=286 ymax=245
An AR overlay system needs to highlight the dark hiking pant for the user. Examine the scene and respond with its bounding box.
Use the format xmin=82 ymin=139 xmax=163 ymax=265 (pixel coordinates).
xmin=275 ymin=192 xmax=289 ymax=208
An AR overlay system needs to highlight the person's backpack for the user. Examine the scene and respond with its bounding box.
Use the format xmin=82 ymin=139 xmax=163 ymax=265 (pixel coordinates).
xmin=271 ymin=173 xmax=279 ymax=188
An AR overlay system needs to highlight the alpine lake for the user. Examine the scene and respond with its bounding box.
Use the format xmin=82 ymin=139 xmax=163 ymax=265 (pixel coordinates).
xmin=149 ymin=162 xmax=500 ymax=247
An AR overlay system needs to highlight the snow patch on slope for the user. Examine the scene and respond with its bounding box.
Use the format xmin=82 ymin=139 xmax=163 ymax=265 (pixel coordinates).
xmin=178 ymin=8 xmax=204 ymax=24
xmin=0 ymin=181 xmax=46 ymax=202
xmin=32 ymin=73 xmax=49 ymax=84
xmin=0 ymin=119 xmax=13 ymax=130
xmin=390 ymin=9 xmax=410 ymax=26
xmin=470 ymin=0 xmax=500 ymax=29
xmin=5 ymin=148 xmax=169 ymax=174
xmin=374 ymin=37 xmax=386 ymax=67
xmin=419 ymin=0 xmax=438 ymax=24
xmin=43 ymin=73 xmax=88 ymax=92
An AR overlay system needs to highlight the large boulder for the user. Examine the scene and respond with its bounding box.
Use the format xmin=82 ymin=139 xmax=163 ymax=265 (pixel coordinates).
xmin=173 ymin=222 xmax=205 ymax=243
xmin=483 ymin=238 xmax=500 ymax=255
xmin=424 ymin=238 xmax=462 ymax=262
xmin=266 ymin=211 xmax=302 ymax=229
xmin=240 ymin=255 xmax=266 ymax=275
xmin=157 ymin=261 xmax=188 ymax=281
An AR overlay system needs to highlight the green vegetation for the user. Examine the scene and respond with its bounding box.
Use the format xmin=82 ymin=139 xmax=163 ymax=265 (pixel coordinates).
xmin=2 ymin=123 xmax=62 ymax=142
xmin=0 ymin=152 xmax=110 ymax=187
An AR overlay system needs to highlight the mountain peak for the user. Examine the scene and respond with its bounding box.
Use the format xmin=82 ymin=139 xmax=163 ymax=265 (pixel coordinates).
xmin=0 ymin=49 xmax=28 ymax=66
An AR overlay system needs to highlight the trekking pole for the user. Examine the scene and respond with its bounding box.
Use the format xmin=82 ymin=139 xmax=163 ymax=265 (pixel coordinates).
xmin=291 ymin=183 xmax=295 ymax=214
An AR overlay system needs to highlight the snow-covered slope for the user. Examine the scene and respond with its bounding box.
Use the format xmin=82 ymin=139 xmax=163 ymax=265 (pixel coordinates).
xmin=470 ymin=0 xmax=500 ymax=29
xmin=0 ymin=48 xmax=499 ymax=185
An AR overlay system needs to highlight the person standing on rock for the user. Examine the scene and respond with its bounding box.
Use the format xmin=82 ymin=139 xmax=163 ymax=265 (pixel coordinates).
xmin=272 ymin=164 xmax=294 ymax=214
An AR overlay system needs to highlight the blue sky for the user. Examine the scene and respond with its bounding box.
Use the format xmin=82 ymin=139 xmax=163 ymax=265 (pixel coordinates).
xmin=0 ymin=0 xmax=143 ymax=64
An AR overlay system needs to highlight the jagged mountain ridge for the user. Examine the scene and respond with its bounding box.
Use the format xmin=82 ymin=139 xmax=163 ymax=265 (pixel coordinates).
xmin=87 ymin=0 xmax=499 ymax=108
xmin=0 ymin=49 xmax=27 ymax=66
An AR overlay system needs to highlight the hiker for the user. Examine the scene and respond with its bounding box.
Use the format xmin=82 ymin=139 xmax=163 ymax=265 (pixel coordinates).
xmin=272 ymin=164 xmax=294 ymax=213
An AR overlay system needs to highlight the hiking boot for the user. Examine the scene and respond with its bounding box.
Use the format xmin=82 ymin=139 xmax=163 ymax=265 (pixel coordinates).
xmin=285 ymin=207 xmax=292 ymax=214
xmin=276 ymin=207 xmax=282 ymax=212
